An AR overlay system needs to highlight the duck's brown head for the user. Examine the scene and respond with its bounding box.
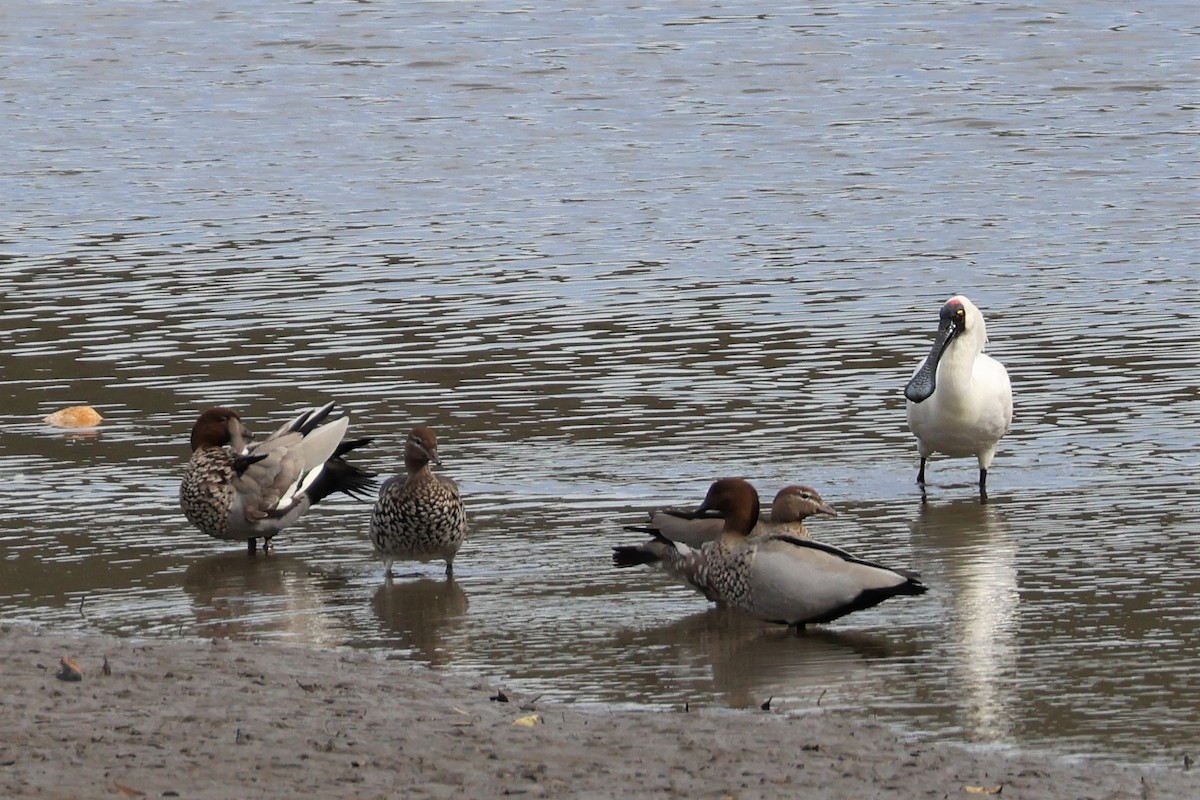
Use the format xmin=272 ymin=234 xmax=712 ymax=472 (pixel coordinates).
xmin=190 ymin=407 xmax=252 ymax=453
xmin=404 ymin=426 xmax=441 ymax=471
xmin=695 ymin=477 xmax=761 ymax=537
xmin=769 ymin=484 xmax=837 ymax=523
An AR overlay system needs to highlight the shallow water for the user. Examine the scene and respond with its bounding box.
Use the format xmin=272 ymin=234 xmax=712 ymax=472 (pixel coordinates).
xmin=2 ymin=0 xmax=1199 ymax=767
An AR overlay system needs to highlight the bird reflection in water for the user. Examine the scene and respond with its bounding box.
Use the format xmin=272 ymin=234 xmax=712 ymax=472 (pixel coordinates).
xmin=371 ymin=578 xmax=469 ymax=666
xmin=182 ymin=553 xmax=336 ymax=643
xmin=911 ymin=497 xmax=1019 ymax=742
xmin=613 ymin=604 xmax=917 ymax=709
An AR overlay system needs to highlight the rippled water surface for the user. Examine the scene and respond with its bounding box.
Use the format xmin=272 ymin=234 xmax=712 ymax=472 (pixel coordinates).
xmin=3 ymin=0 xmax=1199 ymax=768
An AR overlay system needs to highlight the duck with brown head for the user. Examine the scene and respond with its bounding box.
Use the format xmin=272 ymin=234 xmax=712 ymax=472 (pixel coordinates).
xmin=615 ymin=478 xmax=927 ymax=631
xmin=618 ymin=482 xmax=835 ymax=602
xmin=369 ymin=426 xmax=468 ymax=579
xmin=637 ymin=483 xmax=837 ymax=549
xmin=180 ymin=402 xmax=375 ymax=555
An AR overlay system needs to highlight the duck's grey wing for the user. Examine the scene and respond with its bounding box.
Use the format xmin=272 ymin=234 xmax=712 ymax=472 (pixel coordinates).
xmin=747 ymin=537 xmax=925 ymax=625
xmin=648 ymin=510 xmax=724 ymax=548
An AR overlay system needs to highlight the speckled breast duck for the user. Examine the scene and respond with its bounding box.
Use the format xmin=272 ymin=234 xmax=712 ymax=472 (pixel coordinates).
xmin=369 ymin=426 xmax=467 ymax=578
xmin=180 ymin=402 xmax=374 ymax=554
xmin=615 ymin=478 xmax=927 ymax=630
xmin=618 ymin=482 xmax=838 ymax=601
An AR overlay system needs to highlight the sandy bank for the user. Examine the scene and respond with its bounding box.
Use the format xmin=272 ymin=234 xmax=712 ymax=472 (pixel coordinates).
xmin=1 ymin=626 xmax=1193 ymax=799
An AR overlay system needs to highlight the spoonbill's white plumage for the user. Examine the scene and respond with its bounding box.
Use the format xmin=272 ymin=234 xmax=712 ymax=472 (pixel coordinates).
xmin=904 ymin=295 xmax=1012 ymax=501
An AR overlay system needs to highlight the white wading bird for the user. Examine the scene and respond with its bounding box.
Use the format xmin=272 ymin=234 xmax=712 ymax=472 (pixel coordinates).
xmin=903 ymin=295 xmax=1012 ymax=502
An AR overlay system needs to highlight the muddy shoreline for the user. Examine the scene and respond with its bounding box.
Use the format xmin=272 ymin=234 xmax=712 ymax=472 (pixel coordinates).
xmin=2 ymin=625 xmax=1194 ymax=799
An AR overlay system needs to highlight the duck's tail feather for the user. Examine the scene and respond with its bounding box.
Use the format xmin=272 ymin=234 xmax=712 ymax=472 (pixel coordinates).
xmin=307 ymin=438 xmax=377 ymax=504
xmin=333 ymin=437 xmax=371 ymax=460
xmin=613 ymin=544 xmax=662 ymax=568
xmin=294 ymin=401 xmax=338 ymax=435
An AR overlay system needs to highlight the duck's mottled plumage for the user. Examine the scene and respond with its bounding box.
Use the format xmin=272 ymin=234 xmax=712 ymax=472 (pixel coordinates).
xmin=180 ymin=403 xmax=375 ymax=554
xmin=615 ymin=478 xmax=927 ymax=629
xmin=618 ymin=483 xmax=837 ymax=601
xmin=369 ymin=426 xmax=468 ymax=577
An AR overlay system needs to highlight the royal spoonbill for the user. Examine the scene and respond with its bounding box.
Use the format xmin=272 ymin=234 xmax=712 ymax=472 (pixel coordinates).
xmin=903 ymin=295 xmax=1012 ymax=501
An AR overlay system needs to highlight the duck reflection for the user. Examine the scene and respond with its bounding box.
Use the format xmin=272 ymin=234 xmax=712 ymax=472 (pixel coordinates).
xmin=910 ymin=498 xmax=1019 ymax=741
xmin=371 ymin=578 xmax=469 ymax=666
xmin=182 ymin=553 xmax=335 ymax=643
xmin=613 ymin=604 xmax=916 ymax=708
